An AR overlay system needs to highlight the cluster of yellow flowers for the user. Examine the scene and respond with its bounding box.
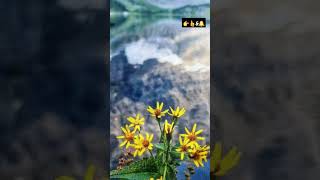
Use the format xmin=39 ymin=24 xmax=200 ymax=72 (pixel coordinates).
xmin=117 ymin=101 xmax=209 ymax=168
xmin=178 ymin=123 xmax=209 ymax=167
xmin=116 ymin=112 xmax=152 ymax=157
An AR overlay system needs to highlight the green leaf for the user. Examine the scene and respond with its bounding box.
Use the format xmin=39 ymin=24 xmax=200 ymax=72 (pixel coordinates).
xmin=157 ymin=151 xmax=164 ymax=157
xmin=173 ymin=144 xmax=180 ymax=149
xmin=170 ymin=150 xmax=180 ymax=160
xmin=165 ymin=165 xmax=177 ymax=180
xmin=110 ymin=172 xmax=159 ymax=180
xmin=110 ymin=158 xmax=160 ymax=178
xmin=168 ymin=164 xmax=178 ymax=174
xmin=173 ymin=161 xmax=181 ymax=167
xmin=154 ymin=143 xmax=165 ymax=151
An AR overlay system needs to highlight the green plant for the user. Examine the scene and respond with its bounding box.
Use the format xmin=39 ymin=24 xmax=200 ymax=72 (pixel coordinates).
xmin=110 ymin=102 xmax=210 ymax=180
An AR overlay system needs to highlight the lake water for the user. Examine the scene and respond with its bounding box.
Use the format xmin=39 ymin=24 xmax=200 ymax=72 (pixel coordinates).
xmin=110 ymin=13 xmax=210 ymax=72
xmin=177 ymin=161 xmax=210 ymax=180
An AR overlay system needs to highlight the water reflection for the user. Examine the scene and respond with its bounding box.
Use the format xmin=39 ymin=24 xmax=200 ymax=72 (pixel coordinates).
xmin=110 ymin=14 xmax=210 ymax=72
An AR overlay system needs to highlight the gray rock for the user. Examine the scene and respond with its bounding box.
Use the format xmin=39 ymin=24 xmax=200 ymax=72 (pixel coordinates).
xmin=110 ymin=52 xmax=210 ymax=168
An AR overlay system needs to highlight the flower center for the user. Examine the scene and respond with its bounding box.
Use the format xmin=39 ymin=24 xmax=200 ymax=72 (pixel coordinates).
xmin=155 ymin=109 xmax=161 ymax=117
xmin=181 ymin=145 xmax=188 ymax=152
xmin=165 ymin=127 xmax=172 ymax=134
xmin=189 ymin=152 xmax=200 ymax=160
xmin=188 ymin=133 xmax=196 ymax=141
xmin=142 ymin=140 xmax=150 ymax=147
xmin=125 ymin=133 xmax=134 ymax=141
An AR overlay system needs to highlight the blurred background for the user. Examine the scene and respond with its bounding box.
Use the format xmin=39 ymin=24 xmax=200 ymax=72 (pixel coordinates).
xmin=212 ymin=0 xmax=320 ymax=180
xmin=0 ymin=0 xmax=320 ymax=180
xmin=0 ymin=0 xmax=107 ymax=179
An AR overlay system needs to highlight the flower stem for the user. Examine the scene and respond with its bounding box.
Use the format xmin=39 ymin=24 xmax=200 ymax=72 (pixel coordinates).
xmin=158 ymin=120 xmax=162 ymax=132
xmin=163 ymin=135 xmax=171 ymax=180
xmin=163 ymin=165 xmax=167 ymax=180
xmin=172 ymin=117 xmax=177 ymax=129
xmin=149 ymin=149 xmax=155 ymax=159
xmin=157 ymin=119 xmax=163 ymax=142
xmin=165 ymin=140 xmax=170 ymax=162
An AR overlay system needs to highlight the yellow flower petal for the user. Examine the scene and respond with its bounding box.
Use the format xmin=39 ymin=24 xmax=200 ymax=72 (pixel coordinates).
xmin=194 ymin=160 xmax=200 ymax=167
xmin=195 ymin=129 xmax=203 ymax=135
xmin=185 ymin=127 xmax=190 ymax=134
xmin=159 ymin=102 xmax=164 ymax=110
xmin=121 ymin=127 xmax=127 ymax=133
xmin=127 ymin=117 xmax=134 ymax=123
xmin=197 ymin=137 xmax=205 ymax=141
xmin=147 ymin=107 xmax=154 ymax=114
xmin=116 ymin=136 xmax=125 ymax=139
xmin=179 ymin=108 xmax=186 ymax=116
xmin=217 ymin=147 xmax=241 ymax=175
xmin=119 ymin=140 xmax=127 ymax=147
xmin=169 ymin=107 xmax=174 ymax=113
xmin=139 ymin=148 xmax=146 ymax=156
xmin=179 ymin=136 xmax=183 ymax=145
xmin=126 ymin=142 xmax=131 ymax=149
xmin=149 ymin=134 xmax=154 ymax=141
xmin=192 ymin=123 xmax=197 ymax=132
xmin=181 ymin=152 xmax=185 ymax=160
xmin=199 ymin=160 xmax=204 ymax=167
xmin=134 ymin=150 xmax=138 ymax=157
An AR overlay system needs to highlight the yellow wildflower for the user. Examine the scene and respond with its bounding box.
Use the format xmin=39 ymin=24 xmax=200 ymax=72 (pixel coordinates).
xmin=133 ymin=133 xmax=154 ymax=156
xmin=168 ymin=106 xmax=186 ymax=118
xmin=176 ymin=136 xmax=192 ymax=160
xmin=147 ymin=101 xmax=168 ymax=119
xmin=188 ymin=144 xmax=209 ymax=167
xmin=132 ymin=146 xmax=143 ymax=157
xmin=197 ymin=145 xmax=210 ymax=162
xmin=127 ymin=113 xmax=145 ymax=131
xmin=180 ymin=123 xmax=205 ymax=146
xmin=116 ymin=125 xmax=136 ymax=149
xmin=164 ymin=120 xmax=174 ymax=135
xmin=150 ymin=176 xmax=162 ymax=180
xmin=211 ymin=142 xmax=241 ymax=176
